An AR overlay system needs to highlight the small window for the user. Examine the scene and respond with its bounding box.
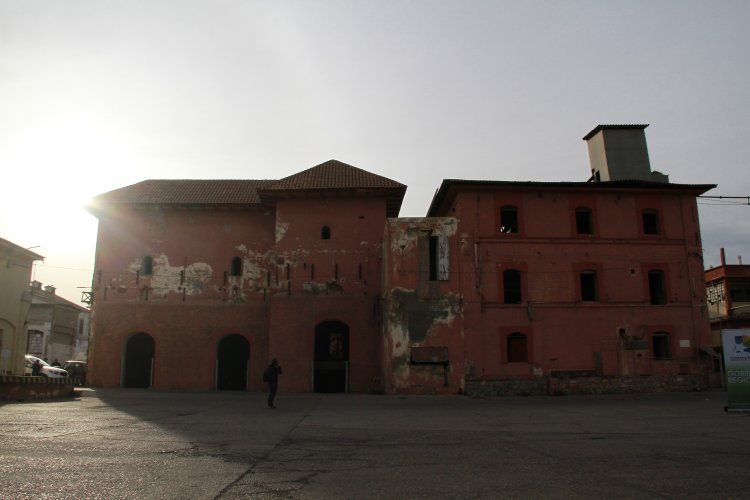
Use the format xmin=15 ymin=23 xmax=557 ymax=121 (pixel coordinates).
xmin=580 ymin=270 xmax=598 ymax=301
xmin=652 ymin=332 xmax=671 ymax=360
xmin=575 ymin=207 xmax=593 ymax=235
xmin=648 ymin=270 xmax=666 ymax=304
xmin=503 ymin=269 xmax=522 ymax=304
xmin=142 ymin=256 xmax=153 ymax=276
xmin=321 ymin=226 xmax=331 ymax=240
xmin=500 ymin=206 xmax=518 ymax=233
xmin=643 ymin=210 xmax=660 ymax=235
xmin=231 ymin=257 xmax=242 ymax=276
xmin=428 ymin=234 xmax=450 ymax=281
xmin=507 ymin=333 xmax=528 ymax=362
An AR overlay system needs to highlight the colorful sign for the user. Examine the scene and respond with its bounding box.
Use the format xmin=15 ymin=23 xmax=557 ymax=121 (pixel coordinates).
xmin=722 ymin=329 xmax=750 ymax=411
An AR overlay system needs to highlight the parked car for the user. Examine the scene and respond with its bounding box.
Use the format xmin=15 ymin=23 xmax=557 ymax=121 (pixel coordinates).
xmin=62 ymin=360 xmax=87 ymax=386
xmin=24 ymin=355 xmax=68 ymax=378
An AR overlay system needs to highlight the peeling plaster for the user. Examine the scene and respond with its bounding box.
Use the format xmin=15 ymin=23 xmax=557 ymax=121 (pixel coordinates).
xmin=128 ymin=254 xmax=214 ymax=296
xmin=276 ymin=221 xmax=289 ymax=243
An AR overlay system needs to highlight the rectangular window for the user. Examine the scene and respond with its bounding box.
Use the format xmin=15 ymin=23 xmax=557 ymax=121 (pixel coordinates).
xmin=428 ymin=235 xmax=450 ymax=281
xmin=652 ymin=333 xmax=671 ymax=360
xmin=580 ymin=271 xmax=598 ymax=301
xmin=500 ymin=206 xmax=518 ymax=233
xmin=503 ymin=269 xmax=522 ymax=304
xmin=648 ymin=270 xmax=667 ymax=304
xmin=643 ymin=210 xmax=660 ymax=235
xmin=575 ymin=208 xmax=593 ymax=235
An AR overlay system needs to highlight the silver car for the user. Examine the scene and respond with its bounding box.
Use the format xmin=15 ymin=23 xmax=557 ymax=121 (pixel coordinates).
xmin=25 ymin=355 xmax=69 ymax=378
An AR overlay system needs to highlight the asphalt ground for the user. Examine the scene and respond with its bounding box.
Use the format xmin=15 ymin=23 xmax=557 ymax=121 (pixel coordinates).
xmin=0 ymin=388 xmax=747 ymax=499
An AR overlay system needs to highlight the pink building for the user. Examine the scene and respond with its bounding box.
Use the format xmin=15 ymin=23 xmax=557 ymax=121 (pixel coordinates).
xmin=87 ymin=125 xmax=718 ymax=395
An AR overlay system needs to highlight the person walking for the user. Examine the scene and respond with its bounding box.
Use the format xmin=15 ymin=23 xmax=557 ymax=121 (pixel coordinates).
xmin=263 ymin=358 xmax=282 ymax=408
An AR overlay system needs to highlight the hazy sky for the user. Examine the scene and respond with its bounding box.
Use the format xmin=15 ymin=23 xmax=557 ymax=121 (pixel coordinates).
xmin=1 ymin=1 xmax=748 ymax=305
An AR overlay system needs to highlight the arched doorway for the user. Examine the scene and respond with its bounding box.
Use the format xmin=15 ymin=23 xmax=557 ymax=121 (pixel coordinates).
xmin=216 ymin=334 xmax=249 ymax=390
xmin=123 ymin=332 xmax=155 ymax=388
xmin=313 ymin=321 xmax=349 ymax=393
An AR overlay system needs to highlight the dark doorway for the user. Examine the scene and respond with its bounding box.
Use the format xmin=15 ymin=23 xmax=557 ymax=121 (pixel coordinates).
xmin=216 ymin=334 xmax=249 ymax=390
xmin=123 ymin=332 xmax=155 ymax=388
xmin=314 ymin=321 xmax=349 ymax=393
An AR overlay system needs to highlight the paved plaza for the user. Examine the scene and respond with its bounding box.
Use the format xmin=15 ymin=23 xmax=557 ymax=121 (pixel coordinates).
xmin=0 ymin=388 xmax=747 ymax=499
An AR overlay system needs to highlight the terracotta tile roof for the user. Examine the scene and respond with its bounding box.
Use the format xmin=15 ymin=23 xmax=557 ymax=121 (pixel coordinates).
xmin=91 ymin=179 xmax=276 ymax=205
xmin=263 ymin=160 xmax=405 ymax=191
xmin=89 ymin=160 xmax=407 ymax=216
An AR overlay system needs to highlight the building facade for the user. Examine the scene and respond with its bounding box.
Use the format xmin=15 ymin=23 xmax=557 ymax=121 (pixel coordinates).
xmin=87 ymin=125 xmax=718 ymax=394
xmin=705 ymin=249 xmax=750 ymax=343
xmin=0 ymin=237 xmax=43 ymax=376
xmin=27 ymin=281 xmax=90 ymax=364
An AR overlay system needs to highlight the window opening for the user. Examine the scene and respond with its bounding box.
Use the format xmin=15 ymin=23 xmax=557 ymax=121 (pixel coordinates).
xmin=652 ymin=332 xmax=671 ymax=360
xmin=507 ymin=333 xmax=528 ymax=362
xmin=648 ymin=270 xmax=666 ymax=304
xmin=142 ymin=256 xmax=153 ymax=276
xmin=428 ymin=234 xmax=450 ymax=281
xmin=580 ymin=270 xmax=598 ymax=301
xmin=500 ymin=206 xmax=518 ymax=233
xmin=575 ymin=207 xmax=593 ymax=235
xmin=231 ymin=257 xmax=242 ymax=276
xmin=643 ymin=210 xmax=660 ymax=235
xmin=503 ymin=269 xmax=522 ymax=304
xmin=321 ymin=226 xmax=331 ymax=240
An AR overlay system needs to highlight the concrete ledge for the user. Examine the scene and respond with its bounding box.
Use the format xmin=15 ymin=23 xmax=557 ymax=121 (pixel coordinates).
xmin=0 ymin=375 xmax=76 ymax=401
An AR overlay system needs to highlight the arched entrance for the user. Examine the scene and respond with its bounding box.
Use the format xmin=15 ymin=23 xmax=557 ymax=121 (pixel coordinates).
xmin=216 ymin=334 xmax=249 ymax=390
xmin=313 ymin=321 xmax=349 ymax=393
xmin=123 ymin=332 xmax=155 ymax=388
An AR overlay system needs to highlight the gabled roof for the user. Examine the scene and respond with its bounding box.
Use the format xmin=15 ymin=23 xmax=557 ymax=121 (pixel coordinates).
xmin=258 ymin=160 xmax=406 ymax=217
xmin=88 ymin=160 xmax=407 ymax=217
xmin=427 ymin=179 xmax=717 ymax=216
xmin=263 ymin=160 xmax=405 ymax=191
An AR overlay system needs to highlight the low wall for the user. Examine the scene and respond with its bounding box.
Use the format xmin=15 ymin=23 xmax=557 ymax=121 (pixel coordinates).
xmin=466 ymin=374 xmax=709 ymax=397
xmin=0 ymin=376 xmax=76 ymax=401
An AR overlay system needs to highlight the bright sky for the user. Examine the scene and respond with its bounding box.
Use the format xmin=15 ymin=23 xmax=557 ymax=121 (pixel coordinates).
xmin=1 ymin=1 xmax=748 ymax=306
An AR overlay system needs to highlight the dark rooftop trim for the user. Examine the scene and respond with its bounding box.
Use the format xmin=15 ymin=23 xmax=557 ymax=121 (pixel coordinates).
xmin=583 ymin=124 xmax=649 ymax=141
xmin=427 ymin=179 xmax=717 ymax=216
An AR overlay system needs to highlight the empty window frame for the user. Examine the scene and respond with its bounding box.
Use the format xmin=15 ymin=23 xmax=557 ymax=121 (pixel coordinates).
xmin=142 ymin=256 xmax=153 ymax=276
xmin=642 ymin=210 xmax=660 ymax=235
xmin=580 ymin=270 xmax=598 ymax=301
xmin=652 ymin=332 xmax=671 ymax=360
xmin=648 ymin=270 xmax=667 ymax=304
xmin=503 ymin=269 xmax=522 ymax=304
xmin=231 ymin=256 xmax=243 ymax=276
xmin=500 ymin=206 xmax=518 ymax=234
xmin=321 ymin=226 xmax=331 ymax=240
xmin=507 ymin=333 xmax=528 ymax=363
xmin=428 ymin=234 xmax=450 ymax=281
xmin=575 ymin=207 xmax=593 ymax=235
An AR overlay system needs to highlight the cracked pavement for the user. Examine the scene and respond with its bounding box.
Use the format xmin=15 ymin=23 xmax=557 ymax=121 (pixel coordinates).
xmin=1 ymin=389 xmax=747 ymax=499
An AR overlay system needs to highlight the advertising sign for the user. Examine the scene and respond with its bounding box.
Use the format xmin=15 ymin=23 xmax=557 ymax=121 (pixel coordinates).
xmin=722 ymin=329 xmax=750 ymax=412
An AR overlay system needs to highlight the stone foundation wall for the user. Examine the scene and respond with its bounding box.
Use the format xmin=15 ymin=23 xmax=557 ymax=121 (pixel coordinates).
xmin=0 ymin=376 xmax=75 ymax=401
xmin=466 ymin=374 xmax=709 ymax=398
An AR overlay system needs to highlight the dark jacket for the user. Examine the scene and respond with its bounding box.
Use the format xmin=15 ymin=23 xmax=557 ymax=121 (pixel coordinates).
xmin=264 ymin=362 xmax=282 ymax=385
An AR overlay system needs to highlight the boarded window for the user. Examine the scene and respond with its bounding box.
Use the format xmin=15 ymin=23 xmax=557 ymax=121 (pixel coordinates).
xmin=580 ymin=270 xmax=598 ymax=301
xmin=321 ymin=226 xmax=331 ymax=240
xmin=643 ymin=210 xmax=660 ymax=235
xmin=652 ymin=332 xmax=671 ymax=360
xmin=507 ymin=333 xmax=528 ymax=362
xmin=231 ymin=256 xmax=243 ymax=276
xmin=500 ymin=206 xmax=518 ymax=233
xmin=648 ymin=270 xmax=667 ymax=304
xmin=503 ymin=269 xmax=522 ymax=304
xmin=142 ymin=256 xmax=153 ymax=276
xmin=428 ymin=234 xmax=450 ymax=281
xmin=575 ymin=207 xmax=593 ymax=235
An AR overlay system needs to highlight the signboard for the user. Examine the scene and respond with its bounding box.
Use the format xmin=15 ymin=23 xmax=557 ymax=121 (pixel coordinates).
xmin=721 ymin=329 xmax=750 ymax=412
